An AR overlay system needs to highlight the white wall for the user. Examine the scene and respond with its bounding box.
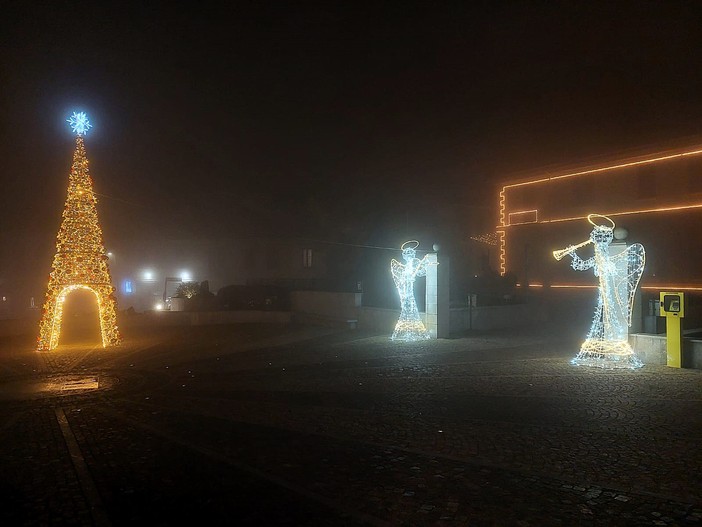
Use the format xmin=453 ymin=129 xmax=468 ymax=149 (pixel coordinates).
xmin=290 ymin=291 xmax=361 ymax=320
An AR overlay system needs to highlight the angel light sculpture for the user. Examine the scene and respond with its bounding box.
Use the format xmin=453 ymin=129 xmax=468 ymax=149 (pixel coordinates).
xmin=553 ymin=214 xmax=645 ymax=368
xmin=390 ymin=240 xmax=434 ymax=341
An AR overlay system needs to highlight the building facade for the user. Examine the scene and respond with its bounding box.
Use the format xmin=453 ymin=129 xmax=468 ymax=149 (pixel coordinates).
xmin=109 ymin=237 xmax=336 ymax=312
xmin=498 ymin=144 xmax=702 ymax=293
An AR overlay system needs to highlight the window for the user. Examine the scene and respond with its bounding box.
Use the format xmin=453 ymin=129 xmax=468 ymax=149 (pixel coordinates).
xmin=123 ymin=280 xmax=133 ymax=294
xmin=302 ymin=248 xmax=313 ymax=268
xmin=507 ymin=210 xmax=538 ymax=225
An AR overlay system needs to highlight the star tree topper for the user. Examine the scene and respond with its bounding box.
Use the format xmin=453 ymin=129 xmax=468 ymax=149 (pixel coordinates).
xmin=67 ymin=111 xmax=92 ymax=136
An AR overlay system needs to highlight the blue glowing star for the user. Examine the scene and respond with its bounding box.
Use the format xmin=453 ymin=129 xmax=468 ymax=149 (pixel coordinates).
xmin=67 ymin=112 xmax=92 ymax=136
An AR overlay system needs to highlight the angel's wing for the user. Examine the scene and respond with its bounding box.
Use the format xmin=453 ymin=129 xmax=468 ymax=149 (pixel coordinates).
xmin=415 ymin=255 xmax=439 ymax=278
xmin=390 ymin=258 xmax=404 ymax=287
xmin=611 ymin=243 xmax=645 ymax=325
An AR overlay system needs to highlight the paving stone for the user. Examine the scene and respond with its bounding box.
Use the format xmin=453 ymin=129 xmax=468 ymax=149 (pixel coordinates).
xmin=0 ymin=324 xmax=700 ymax=525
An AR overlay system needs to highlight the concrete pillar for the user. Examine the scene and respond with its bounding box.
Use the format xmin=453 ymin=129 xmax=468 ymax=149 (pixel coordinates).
xmin=425 ymin=253 xmax=450 ymax=338
xmin=631 ymin=289 xmax=643 ymax=334
xmin=438 ymin=255 xmax=450 ymax=338
xmin=425 ymin=254 xmax=438 ymax=338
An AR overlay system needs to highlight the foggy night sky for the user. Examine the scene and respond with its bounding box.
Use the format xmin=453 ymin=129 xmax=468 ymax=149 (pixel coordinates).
xmin=2 ymin=1 xmax=702 ymax=298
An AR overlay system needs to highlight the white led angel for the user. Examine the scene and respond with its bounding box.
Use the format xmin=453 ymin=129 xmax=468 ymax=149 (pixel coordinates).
xmin=553 ymin=214 xmax=645 ymax=368
xmin=390 ymin=240 xmax=434 ymax=341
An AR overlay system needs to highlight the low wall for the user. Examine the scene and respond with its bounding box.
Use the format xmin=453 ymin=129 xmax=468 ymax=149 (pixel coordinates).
xmin=288 ymin=291 xmax=552 ymax=334
xmin=122 ymin=310 xmax=291 ymax=328
xmin=291 ymin=291 xmax=361 ymax=319
xmin=290 ymin=291 xmax=362 ymax=328
xmin=351 ymin=304 xmax=550 ymax=334
xmin=630 ymin=332 xmax=702 ymax=369
xmin=356 ymin=307 xmax=402 ymax=334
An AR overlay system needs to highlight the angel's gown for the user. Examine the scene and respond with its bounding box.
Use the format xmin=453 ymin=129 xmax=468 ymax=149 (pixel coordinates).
xmin=391 ymin=256 xmax=430 ymax=341
xmin=572 ymin=241 xmax=644 ymax=368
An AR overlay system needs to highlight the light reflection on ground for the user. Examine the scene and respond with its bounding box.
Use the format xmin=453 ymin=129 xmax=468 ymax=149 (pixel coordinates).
xmin=0 ymin=374 xmax=110 ymax=400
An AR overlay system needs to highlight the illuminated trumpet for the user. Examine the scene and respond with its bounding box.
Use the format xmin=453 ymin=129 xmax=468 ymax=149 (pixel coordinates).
xmin=552 ymin=240 xmax=592 ymax=261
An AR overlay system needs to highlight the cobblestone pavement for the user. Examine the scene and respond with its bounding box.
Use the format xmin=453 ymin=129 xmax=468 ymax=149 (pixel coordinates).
xmin=0 ymin=323 xmax=701 ymax=525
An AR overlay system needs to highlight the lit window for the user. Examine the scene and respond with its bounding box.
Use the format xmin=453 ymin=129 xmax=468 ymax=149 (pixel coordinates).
xmin=508 ymin=210 xmax=538 ymax=225
xmin=123 ymin=280 xmax=133 ymax=294
xmin=303 ymin=248 xmax=313 ymax=268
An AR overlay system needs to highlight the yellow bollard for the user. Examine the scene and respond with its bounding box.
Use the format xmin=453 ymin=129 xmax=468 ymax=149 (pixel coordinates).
xmin=659 ymin=292 xmax=685 ymax=368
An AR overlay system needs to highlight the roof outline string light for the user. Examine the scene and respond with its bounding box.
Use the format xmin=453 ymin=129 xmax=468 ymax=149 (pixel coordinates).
xmin=503 ymin=148 xmax=702 ymax=191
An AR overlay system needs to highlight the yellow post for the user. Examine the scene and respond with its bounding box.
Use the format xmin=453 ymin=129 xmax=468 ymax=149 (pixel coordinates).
xmin=659 ymin=292 xmax=685 ymax=368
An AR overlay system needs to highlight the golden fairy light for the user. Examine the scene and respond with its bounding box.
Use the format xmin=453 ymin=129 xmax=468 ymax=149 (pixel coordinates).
xmin=37 ymin=115 xmax=121 ymax=350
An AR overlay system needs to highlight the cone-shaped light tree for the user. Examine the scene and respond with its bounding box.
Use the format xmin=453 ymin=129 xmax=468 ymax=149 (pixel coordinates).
xmin=37 ymin=112 xmax=121 ymax=350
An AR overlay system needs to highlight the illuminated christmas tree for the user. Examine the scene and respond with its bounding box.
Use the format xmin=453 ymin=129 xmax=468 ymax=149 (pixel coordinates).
xmin=37 ymin=112 xmax=121 ymax=350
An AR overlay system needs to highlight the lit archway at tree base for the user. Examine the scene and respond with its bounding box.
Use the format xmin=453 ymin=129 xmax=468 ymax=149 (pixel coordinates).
xmin=38 ymin=284 xmax=120 ymax=351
